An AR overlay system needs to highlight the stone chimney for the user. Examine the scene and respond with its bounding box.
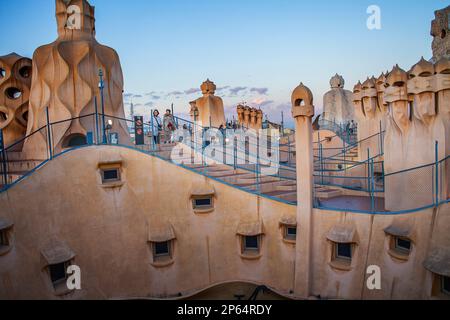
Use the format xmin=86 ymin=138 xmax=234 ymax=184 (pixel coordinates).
xmin=431 ymin=6 xmax=450 ymax=62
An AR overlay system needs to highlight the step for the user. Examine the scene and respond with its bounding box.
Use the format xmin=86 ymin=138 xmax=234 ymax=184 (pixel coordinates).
xmin=219 ymin=173 xmax=258 ymax=184
xmin=206 ymin=164 xmax=234 ymax=172
xmin=275 ymin=185 xmax=297 ymax=192
xmin=263 ymin=189 xmax=295 ymax=197
xmin=315 ymin=188 xmax=343 ymax=199
xmin=184 ymin=164 xmax=206 ymax=169
xmin=258 ymin=180 xmax=296 ymax=194
xmin=235 ymin=176 xmax=280 ymax=185
xmin=207 ymin=170 xmax=238 ymax=178
xmin=263 ymin=190 xmax=297 ymax=201
xmin=276 ymin=192 xmax=297 ymax=202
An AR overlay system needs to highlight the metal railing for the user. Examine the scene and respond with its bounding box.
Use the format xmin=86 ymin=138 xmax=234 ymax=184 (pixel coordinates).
xmin=0 ymin=108 xmax=448 ymax=215
xmin=317 ymin=118 xmax=358 ymax=145
xmin=0 ymin=109 xmax=296 ymax=205
xmin=314 ymin=140 xmax=449 ymax=214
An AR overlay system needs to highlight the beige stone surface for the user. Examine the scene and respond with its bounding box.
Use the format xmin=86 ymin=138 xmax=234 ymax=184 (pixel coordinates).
xmin=0 ymin=146 xmax=296 ymax=299
xmin=323 ymin=74 xmax=355 ymax=125
xmin=353 ymin=78 xmax=384 ymax=161
xmin=431 ymin=6 xmax=450 ymax=62
xmin=0 ymin=145 xmax=448 ymax=299
xmin=383 ymin=61 xmax=448 ymax=211
xmin=291 ymin=83 xmax=314 ymax=298
xmin=0 ymin=53 xmax=32 ymax=150
xmin=236 ymin=105 xmax=263 ymax=130
xmin=1 ymin=0 xmax=450 ymax=302
xmin=353 ymin=56 xmax=450 ymax=211
xmin=24 ymin=0 xmax=129 ymax=159
xmin=190 ymin=79 xmax=225 ymax=128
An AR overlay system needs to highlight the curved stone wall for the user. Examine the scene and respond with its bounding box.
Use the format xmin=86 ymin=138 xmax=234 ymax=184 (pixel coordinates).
xmin=0 ymin=146 xmax=448 ymax=300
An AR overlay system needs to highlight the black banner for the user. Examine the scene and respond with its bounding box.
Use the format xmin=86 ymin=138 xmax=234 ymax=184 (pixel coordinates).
xmin=134 ymin=116 xmax=145 ymax=146
xmin=0 ymin=300 xmax=445 ymax=320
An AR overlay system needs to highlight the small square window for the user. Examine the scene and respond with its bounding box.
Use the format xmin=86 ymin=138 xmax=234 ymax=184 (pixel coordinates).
xmin=101 ymin=168 xmax=120 ymax=183
xmin=335 ymin=243 xmax=352 ymax=261
xmin=152 ymin=241 xmax=172 ymax=262
xmin=442 ymin=276 xmax=450 ymax=296
xmin=194 ymin=198 xmax=212 ymax=207
xmin=242 ymin=235 xmax=261 ymax=256
xmin=0 ymin=230 xmax=8 ymax=247
xmin=154 ymin=242 xmax=170 ymax=257
xmin=192 ymin=196 xmax=213 ymax=211
xmin=245 ymin=236 xmax=259 ymax=250
xmin=49 ymin=262 xmax=69 ymax=286
xmin=394 ymin=237 xmax=411 ymax=254
xmin=284 ymin=226 xmax=297 ymax=241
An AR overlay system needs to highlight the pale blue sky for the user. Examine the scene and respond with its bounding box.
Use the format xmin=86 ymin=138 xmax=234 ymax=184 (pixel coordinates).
xmin=0 ymin=0 xmax=447 ymax=126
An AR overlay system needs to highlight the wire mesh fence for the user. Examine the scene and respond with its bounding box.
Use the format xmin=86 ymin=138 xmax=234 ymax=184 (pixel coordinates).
xmin=315 ymin=150 xmax=449 ymax=214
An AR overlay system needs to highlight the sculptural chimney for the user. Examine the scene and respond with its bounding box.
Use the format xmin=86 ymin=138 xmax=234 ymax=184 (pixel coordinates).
xmin=24 ymin=0 xmax=129 ymax=158
xmin=291 ymin=83 xmax=315 ymax=299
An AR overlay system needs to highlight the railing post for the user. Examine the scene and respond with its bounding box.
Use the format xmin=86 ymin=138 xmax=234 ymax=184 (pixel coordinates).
xmin=288 ymin=135 xmax=291 ymax=165
xmin=320 ymin=142 xmax=324 ymax=185
xmin=435 ymin=141 xmax=439 ymax=207
xmin=94 ymin=96 xmax=100 ymax=145
xmin=367 ymin=148 xmax=370 ymax=191
xmin=150 ymin=109 xmax=155 ymax=151
xmin=256 ymin=138 xmax=260 ymax=194
xmin=223 ymin=130 xmax=227 ymax=166
xmin=370 ymin=158 xmax=375 ymax=212
xmin=367 ymin=148 xmax=373 ymax=211
xmin=343 ymin=136 xmax=347 ymax=172
xmin=202 ymin=133 xmax=206 ymax=174
xmin=46 ymin=107 xmax=53 ymax=160
xmin=0 ymin=129 xmax=8 ymax=187
xmin=193 ymin=118 xmax=197 ymax=164
xmin=233 ymin=139 xmax=237 ymax=171
xmin=379 ymin=120 xmax=383 ymax=155
xmin=98 ymin=69 xmax=107 ymax=144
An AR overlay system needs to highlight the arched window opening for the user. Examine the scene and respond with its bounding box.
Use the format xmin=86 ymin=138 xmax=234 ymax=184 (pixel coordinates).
xmin=393 ymin=81 xmax=405 ymax=88
xmin=5 ymin=87 xmax=22 ymax=100
xmin=294 ymin=99 xmax=305 ymax=107
xmin=0 ymin=111 xmax=7 ymax=122
xmin=63 ymin=134 xmax=87 ymax=148
xmin=19 ymin=66 xmax=31 ymax=79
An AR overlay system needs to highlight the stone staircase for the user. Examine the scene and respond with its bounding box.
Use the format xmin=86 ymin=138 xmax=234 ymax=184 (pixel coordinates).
xmin=145 ymin=143 xmax=299 ymax=203
xmin=0 ymin=151 xmax=47 ymax=187
xmin=148 ymin=142 xmax=351 ymax=205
